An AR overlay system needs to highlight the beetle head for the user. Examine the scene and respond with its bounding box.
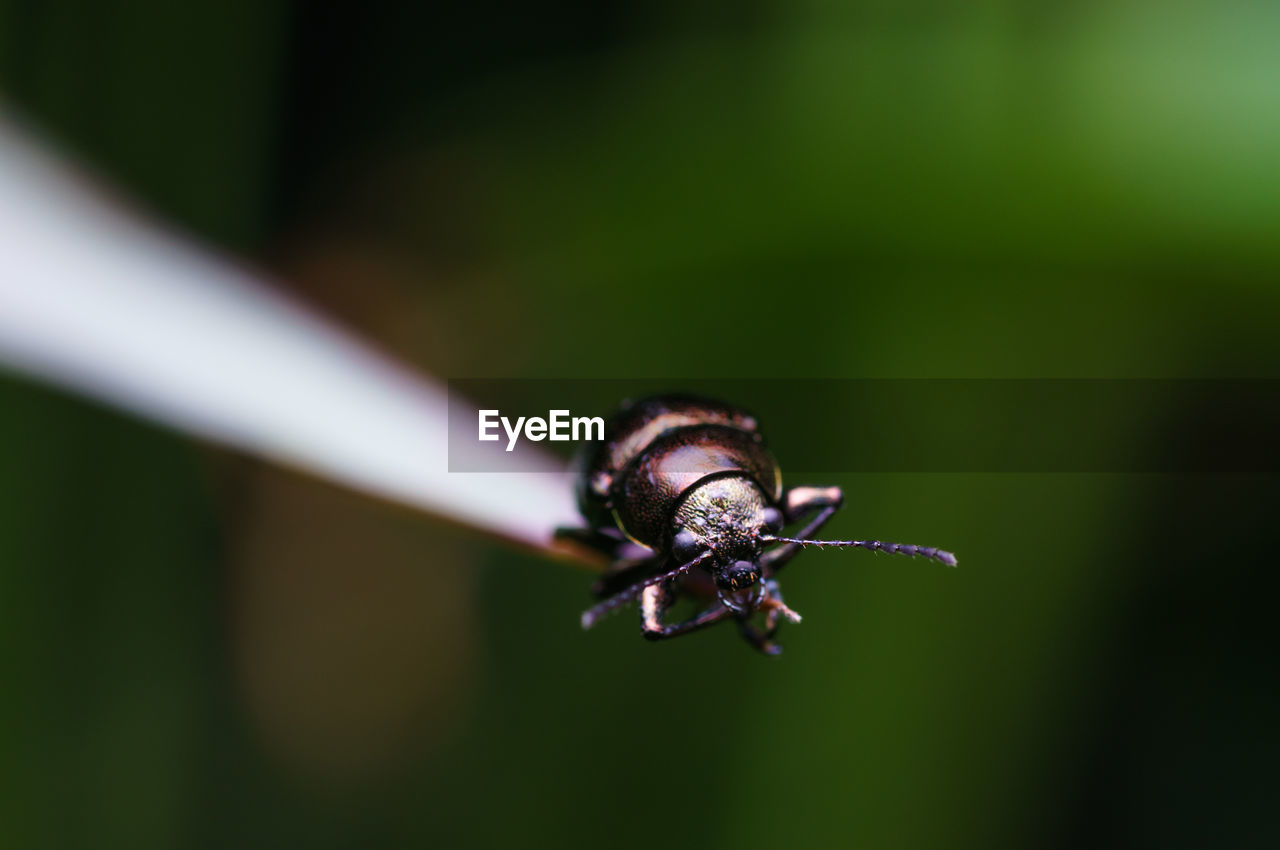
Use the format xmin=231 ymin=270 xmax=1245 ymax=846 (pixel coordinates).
xmin=714 ymin=559 xmax=765 ymax=612
xmin=670 ymin=529 xmax=765 ymax=612
xmin=669 ymin=475 xmax=783 ymax=613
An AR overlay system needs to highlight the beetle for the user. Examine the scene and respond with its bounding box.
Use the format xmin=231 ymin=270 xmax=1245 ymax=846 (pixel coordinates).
xmin=555 ymin=394 xmax=957 ymax=654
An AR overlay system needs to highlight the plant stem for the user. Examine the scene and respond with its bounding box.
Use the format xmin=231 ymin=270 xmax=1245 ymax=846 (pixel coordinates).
xmin=0 ymin=111 xmax=582 ymax=554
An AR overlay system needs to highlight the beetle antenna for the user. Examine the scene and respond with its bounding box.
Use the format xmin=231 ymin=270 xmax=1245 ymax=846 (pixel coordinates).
xmin=760 ymin=536 xmax=958 ymax=567
xmin=580 ymin=550 xmax=713 ymax=630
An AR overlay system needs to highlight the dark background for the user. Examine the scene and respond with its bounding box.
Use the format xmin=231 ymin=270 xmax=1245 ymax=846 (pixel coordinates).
xmin=1 ymin=2 xmax=1278 ymax=848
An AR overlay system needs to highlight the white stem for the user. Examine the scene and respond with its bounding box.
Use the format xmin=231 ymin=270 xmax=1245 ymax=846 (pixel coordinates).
xmin=0 ymin=111 xmax=580 ymax=552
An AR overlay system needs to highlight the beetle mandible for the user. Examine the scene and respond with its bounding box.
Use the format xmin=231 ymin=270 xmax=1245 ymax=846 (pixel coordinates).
xmin=555 ymin=395 xmax=957 ymax=655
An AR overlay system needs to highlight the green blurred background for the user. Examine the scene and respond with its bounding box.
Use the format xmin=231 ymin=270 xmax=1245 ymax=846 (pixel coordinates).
xmin=1 ymin=2 xmax=1278 ymax=848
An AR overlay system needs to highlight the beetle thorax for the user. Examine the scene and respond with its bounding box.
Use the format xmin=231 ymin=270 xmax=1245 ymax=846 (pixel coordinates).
xmin=670 ymin=475 xmax=769 ymax=564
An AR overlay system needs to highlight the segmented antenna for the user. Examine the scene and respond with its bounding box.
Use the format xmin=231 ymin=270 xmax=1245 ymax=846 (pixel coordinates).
xmin=760 ymin=536 xmax=958 ymax=567
xmin=580 ymin=551 xmax=713 ymax=630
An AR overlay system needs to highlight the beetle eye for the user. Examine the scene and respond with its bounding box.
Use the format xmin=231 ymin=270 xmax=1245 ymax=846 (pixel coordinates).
xmin=761 ymin=507 xmax=784 ymax=534
xmin=671 ymin=529 xmax=702 ymax=563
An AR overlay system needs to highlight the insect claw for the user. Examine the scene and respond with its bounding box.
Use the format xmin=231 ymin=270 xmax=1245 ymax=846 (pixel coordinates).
xmin=780 ymin=604 xmax=802 ymax=624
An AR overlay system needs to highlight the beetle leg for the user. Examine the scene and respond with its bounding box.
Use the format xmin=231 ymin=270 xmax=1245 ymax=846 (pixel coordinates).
xmin=738 ymin=581 xmax=799 ymax=655
xmin=557 ymin=526 xmax=660 ymax=596
xmin=738 ymin=621 xmax=783 ymax=655
xmin=761 ymin=486 xmax=844 ymax=572
xmin=758 ymin=580 xmax=802 ymax=627
xmin=554 ymin=525 xmax=630 ymax=561
xmin=640 ymin=583 xmax=732 ymax=640
xmin=592 ymin=552 xmax=665 ymax=599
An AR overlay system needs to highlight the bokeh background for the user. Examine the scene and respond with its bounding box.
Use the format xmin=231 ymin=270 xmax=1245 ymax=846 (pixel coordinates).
xmin=2 ymin=2 xmax=1279 ymax=848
